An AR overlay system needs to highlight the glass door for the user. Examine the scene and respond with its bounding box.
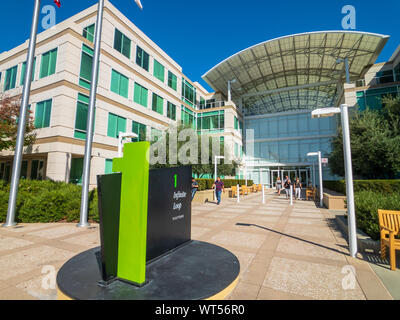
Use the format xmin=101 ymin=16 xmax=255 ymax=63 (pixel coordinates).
xmin=271 ymin=170 xmax=280 ymax=188
xmin=299 ymin=169 xmax=310 ymax=188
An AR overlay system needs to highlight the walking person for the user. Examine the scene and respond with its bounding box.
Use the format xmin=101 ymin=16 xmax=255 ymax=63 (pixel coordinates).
xmin=191 ymin=178 xmax=199 ymax=201
xmin=276 ymin=176 xmax=282 ymax=196
xmin=283 ymin=175 xmax=291 ymax=200
xmin=212 ymin=177 xmax=225 ymax=205
xmin=294 ymin=177 xmax=302 ymax=200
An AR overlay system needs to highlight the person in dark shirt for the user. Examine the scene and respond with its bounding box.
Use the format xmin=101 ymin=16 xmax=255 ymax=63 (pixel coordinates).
xmin=283 ymin=175 xmax=292 ymax=199
xmin=191 ymin=178 xmax=199 ymax=200
xmin=212 ymin=177 xmax=225 ymax=205
xmin=294 ymin=177 xmax=302 ymax=200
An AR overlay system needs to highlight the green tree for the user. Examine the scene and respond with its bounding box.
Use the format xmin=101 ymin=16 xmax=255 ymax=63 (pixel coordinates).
xmin=150 ymin=124 xmax=239 ymax=178
xmin=329 ymin=96 xmax=400 ymax=179
xmin=0 ymin=95 xmax=36 ymax=151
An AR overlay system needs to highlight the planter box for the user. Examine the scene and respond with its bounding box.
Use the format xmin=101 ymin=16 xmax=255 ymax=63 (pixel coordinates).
xmin=192 ymin=189 xmax=231 ymax=203
xmin=323 ymin=189 xmax=347 ymax=210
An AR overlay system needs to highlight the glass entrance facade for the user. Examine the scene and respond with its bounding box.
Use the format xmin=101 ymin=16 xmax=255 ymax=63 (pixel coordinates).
xmin=245 ymin=110 xmax=340 ymax=186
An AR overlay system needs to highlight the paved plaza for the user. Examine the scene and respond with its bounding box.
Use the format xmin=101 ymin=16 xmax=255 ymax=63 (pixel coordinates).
xmin=0 ymin=190 xmax=397 ymax=300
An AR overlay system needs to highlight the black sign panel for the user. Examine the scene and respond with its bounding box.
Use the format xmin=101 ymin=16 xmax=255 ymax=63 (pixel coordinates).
xmin=146 ymin=166 xmax=192 ymax=261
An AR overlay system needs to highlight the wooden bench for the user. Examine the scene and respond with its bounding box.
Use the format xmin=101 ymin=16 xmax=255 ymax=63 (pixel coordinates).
xmin=231 ymin=186 xmax=238 ymax=198
xmin=378 ymin=209 xmax=400 ymax=270
xmin=306 ymin=187 xmax=316 ymax=201
xmin=231 ymin=185 xmax=245 ymax=197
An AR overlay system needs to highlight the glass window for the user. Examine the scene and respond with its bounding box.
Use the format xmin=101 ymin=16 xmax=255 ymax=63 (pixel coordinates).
xmin=182 ymin=79 xmax=196 ymax=107
xmin=79 ymin=45 xmax=94 ymax=89
xmin=31 ymin=160 xmax=44 ymax=180
xmin=34 ymin=99 xmax=52 ymax=128
xmin=83 ymin=24 xmax=95 ymax=43
xmin=132 ymin=120 xmax=147 ymax=142
xmin=152 ymin=93 xmax=164 ymax=115
xmin=151 ymin=128 xmax=163 ymax=142
xmin=168 ymin=71 xmax=177 ymax=91
xmin=107 ymin=113 xmax=126 ymax=138
xmin=136 ymin=46 xmax=149 ymax=71
xmin=153 ymin=59 xmax=165 ymax=82
xmin=133 ymin=83 xmax=148 ymax=107
xmin=39 ymin=48 xmax=58 ymax=79
xmin=74 ymin=93 xmax=93 ymax=139
xmin=181 ymin=106 xmax=195 ymax=129
xmin=197 ymin=110 xmax=224 ymax=133
xmin=110 ymin=69 xmax=129 ymax=98
xmin=4 ymin=65 xmax=18 ymax=91
xmin=167 ymin=102 xmax=176 ymax=120
xmin=394 ymin=64 xmax=400 ymax=81
xmin=105 ymin=159 xmax=113 ymax=174
xmin=20 ymin=58 xmax=36 ymax=85
xmin=69 ymin=158 xmax=83 ymax=185
xmin=20 ymin=161 xmax=28 ymax=179
xmin=114 ymin=29 xmax=131 ymax=59
xmin=376 ymin=69 xmax=394 ymax=84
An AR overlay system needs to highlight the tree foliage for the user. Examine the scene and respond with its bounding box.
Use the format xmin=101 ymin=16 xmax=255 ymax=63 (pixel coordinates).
xmin=329 ymin=96 xmax=400 ymax=179
xmin=0 ymin=95 xmax=36 ymax=152
xmin=150 ymin=124 xmax=240 ymax=178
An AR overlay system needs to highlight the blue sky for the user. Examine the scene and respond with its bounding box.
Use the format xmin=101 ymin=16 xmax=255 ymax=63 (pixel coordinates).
xmin=1 ymin=0 xmax=399 ymax=91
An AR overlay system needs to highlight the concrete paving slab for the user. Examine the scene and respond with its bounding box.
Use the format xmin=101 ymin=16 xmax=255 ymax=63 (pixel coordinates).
xmin=263 ymin=257 xmax=366 ymax=300
xmin=27 ymin=225 xmax=88 ymax=239
xmin=0 ymin=245 xmax=75 ymax=281
xmin=0 ymin=235 xmax=33 ymax=252
xmin=209 ymin=230 xmax=267 ymax=250
xmin=276 ymin=237 xmax=347 ymax=262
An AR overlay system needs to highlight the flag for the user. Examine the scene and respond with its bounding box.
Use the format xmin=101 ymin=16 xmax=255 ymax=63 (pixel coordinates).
xmin=54 ymin=0 xmax=61 ymax=8
xmin=135 ymin=0 xmax=143 ymax=10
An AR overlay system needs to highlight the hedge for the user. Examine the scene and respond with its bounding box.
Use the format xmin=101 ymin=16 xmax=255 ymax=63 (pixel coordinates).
xmin=323 ymin=179 xmax=400 ymax=195
xmin=354 ymin=190 xmax=400 ymax=240
xmin=195 ymin=179 xmax=254 ymax=191
xmin=0 ymin=180 xmax=98 ymax=224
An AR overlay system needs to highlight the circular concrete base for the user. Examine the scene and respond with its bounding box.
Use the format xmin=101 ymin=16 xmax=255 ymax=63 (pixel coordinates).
xmin=57 ymin=240 xmax=240 ymax=300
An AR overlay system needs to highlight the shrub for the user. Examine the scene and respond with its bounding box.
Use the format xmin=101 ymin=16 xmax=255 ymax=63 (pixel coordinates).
xmin=354 ymin=190 xmax=400 ymax=240
xmin=324 ymin=179 xmax=400 ymax=195
xmin=195 ymin=179 xmax=254 ymax=191
xmin=0 ymin=180 xmax=99 ymax=224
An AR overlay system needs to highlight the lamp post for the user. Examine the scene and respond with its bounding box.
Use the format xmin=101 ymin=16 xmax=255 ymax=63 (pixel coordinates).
xmin=78 ymin=0 xmax=143 ymax=228
xmin=4 ymin=0 xmax=41 ymax=228
xmin=227 ymin=79 xmax=237 ymax=102
xmin=311 ymin=104 xmax=357 ymax=258
xmin=214 ymin=156 xmax=224 ymax=200
xmin=307 ymin=152 xmax=323 ymax=208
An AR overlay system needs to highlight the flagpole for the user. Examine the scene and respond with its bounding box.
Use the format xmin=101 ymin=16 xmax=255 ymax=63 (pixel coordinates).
xmin=3 ymin=0 xmax=41 ymax=228
xmin=77 ymin=0 xmax=105 ymax=227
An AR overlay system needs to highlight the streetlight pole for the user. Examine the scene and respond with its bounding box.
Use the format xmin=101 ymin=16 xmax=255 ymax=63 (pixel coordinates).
xmin=340 ymin=104 xmax=357 ymax=257
xmin=227 ymin=79 xmax=237 ymax=102
xmin=311 ymin=102 xmax=358 ymax=257
xmin=78 ymin=0 xmax=105 ymax=228
xmin=4 ymin=0 xmax=41 ymax=228
xmin=78 ymin=0 xmax=143 ymax=228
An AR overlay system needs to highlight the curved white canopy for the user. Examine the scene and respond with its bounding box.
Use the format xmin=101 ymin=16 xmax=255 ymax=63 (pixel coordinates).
xmin=202 ymin=31 xmax=389 ymax=115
